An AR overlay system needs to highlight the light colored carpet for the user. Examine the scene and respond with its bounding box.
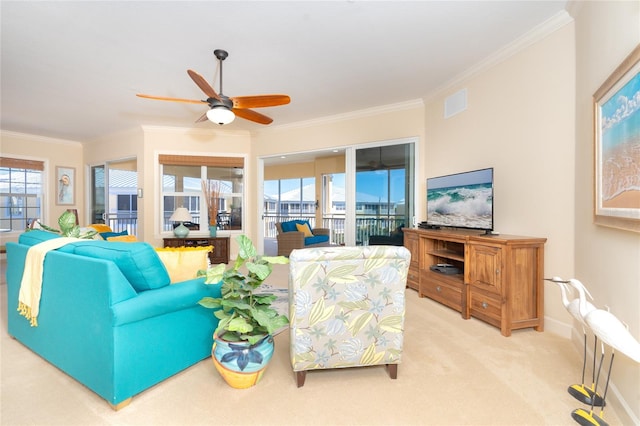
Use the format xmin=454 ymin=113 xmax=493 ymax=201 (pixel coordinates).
xmin=0 ymin=261 xmax=624 ymax=425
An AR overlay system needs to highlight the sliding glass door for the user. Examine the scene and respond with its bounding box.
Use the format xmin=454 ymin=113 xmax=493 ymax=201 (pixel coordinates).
xmin=89 ymin=158 xmax=138 ymax=233
xmin=352 ymin=142 xmax=415 ymax=245
xmin=259 ymin=138 xmax=416 ymax=250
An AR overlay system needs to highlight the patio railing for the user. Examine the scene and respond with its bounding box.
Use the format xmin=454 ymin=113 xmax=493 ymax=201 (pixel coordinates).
xmin=103 ymin=212 xmax=405 ymax=246
xmin=264 ymin=214 xmax=405 ymax=246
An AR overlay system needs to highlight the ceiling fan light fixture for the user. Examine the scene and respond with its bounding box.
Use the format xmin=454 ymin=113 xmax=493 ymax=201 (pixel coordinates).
xmin=206 ymin=106 xmax=235 ymax=125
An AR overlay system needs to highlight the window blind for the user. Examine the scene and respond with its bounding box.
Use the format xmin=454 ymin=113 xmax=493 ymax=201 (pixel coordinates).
xmin=0 ymin=157 xmax=45 ymax=171
xmin=158 ymin=155 xmax=244 ymax=168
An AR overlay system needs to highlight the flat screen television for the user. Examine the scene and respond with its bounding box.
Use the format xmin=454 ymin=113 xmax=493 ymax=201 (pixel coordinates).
xmin=426 ymin=167 xmax=494 ymax=232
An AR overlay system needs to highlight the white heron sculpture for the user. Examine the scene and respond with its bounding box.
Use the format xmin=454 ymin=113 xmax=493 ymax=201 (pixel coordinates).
xmin=544 ymin=277 xmax=604 ymax=406
xmin=568 ymin=278 xmax=640 ymax=426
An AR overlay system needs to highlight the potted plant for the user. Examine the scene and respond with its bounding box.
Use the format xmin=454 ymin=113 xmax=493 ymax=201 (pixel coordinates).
xmin=32 ymin=210 xmax=97 ymax=239
xmin=201 ymin=179 xmax=220 ymax=236
xmin=197 ymin=235 xmax=289 ymax=388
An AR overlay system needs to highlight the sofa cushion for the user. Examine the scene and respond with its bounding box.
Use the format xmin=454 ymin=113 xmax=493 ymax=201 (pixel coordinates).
xmin=295 ymin=222 xmax=313 ymax=237
xmin=19 ymin=230 xmax=69 ymax=247
xmin=88 ymin=223 xmax=113 ymax=233
xmin=281 ymin=220 xmax=311 ymax=233
xmin=19 ymin=230 xmax=170 ymax=292
xmin=99 ymin=230 xmax=128 ymax=239
xmin=304 ymin=235 xmax=330 ymax=246
xmin=155 ymin=246 xmax=211 ymax=284
xmin=70 ymin=242 xmax=170 ymax=292
xmin=107 ymin=234 xmax=138 ymax=242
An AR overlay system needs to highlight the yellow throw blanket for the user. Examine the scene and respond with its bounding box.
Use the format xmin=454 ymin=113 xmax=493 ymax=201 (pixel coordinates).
xmin=18 ymin=237 xmax=82 ymax=326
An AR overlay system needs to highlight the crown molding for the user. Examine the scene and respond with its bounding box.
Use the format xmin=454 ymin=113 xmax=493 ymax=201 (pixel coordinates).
xmin=266 ymin=99 xmax=424 ymax=131
xmin=0 ymin=129 xmax=83 ymax=146
xmin=426 ymin=10 xmax=574 ymax=101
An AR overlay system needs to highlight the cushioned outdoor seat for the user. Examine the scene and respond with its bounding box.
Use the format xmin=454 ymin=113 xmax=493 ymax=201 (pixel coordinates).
xmin=275 ymin=220 xmax=330 ymax=256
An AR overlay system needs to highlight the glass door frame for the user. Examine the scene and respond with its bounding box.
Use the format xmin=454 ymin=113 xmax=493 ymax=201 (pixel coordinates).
xmin=88 ymin=157 xmax=138 ymax=235
xmin=258 ymin=136 xmax=418 ymax=251
xmin=345 ymin=137 xmax=417 ymax=247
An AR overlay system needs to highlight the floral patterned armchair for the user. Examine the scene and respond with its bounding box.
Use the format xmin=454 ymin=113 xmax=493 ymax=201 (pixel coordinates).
xmin=288 ymin=245 xmax=411 ymax=387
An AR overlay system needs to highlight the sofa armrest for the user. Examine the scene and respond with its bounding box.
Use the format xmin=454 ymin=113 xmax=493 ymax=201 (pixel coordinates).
xmin=112 ymin=278 xmax=221 ymax=326
xmin=278 ymin=231 xmax=305 ymax=244
xmin=277 ymin=231 xmax=304 ymax=256
xmin=312 ymin=228 xmax=330 ymax=237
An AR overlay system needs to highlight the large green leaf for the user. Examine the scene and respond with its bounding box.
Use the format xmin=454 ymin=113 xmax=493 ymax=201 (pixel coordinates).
xmin=198 ymin=297 xmax=222 ymax=309
xmin=262 ymin=255 xmax=289 ymax=265
xmin=236 ymin=235 xmax=257 ymax=261
xmin=227 ymin=317 xmax=254 ymax=334
xmin=253 ymin=294 xmax=277 ymax=305
xmin=197 ymin=263 xmax=226 ymax=284
xmin=247 ymin=261 xmax=271 ymax=281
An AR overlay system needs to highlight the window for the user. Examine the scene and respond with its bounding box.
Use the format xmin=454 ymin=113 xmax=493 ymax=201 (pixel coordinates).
xmin=117 ymin=194 xmax=138 ymax=212
xmin=159 ymin=155 xmax=244 ymax=232
xmin=264 ymin=177 xmax=316 ymax=219
xmin=0 ymin=157 xmax=44 ymax=231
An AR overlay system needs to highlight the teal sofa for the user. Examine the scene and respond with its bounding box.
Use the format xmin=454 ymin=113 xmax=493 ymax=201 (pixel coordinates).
xmin=5 ymin=230 xmax=221 ymax=409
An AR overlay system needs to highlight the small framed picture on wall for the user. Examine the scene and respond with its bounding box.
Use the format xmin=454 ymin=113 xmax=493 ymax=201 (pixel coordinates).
xmin=56 ymin=166 xmax=75 ymax=205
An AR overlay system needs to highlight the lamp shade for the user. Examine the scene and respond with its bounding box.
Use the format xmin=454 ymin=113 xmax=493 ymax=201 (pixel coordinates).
xmin=169 ymin=207 xmax=192 ymax=222
xmin=207 ymin=106 xmax=235 ymax=125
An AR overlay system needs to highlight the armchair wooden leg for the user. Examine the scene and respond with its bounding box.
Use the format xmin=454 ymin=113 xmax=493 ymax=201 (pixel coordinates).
xmin=109 ymin=397 xmax=132 ymax=411
xmin=296 ymin=371 xmax=307 ymax=388
xmin=386 ymin=364 xmax=398 ymax=379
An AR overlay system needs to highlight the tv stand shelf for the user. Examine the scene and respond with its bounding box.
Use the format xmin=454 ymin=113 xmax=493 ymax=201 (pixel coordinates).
xmin=427 ymin=248 xmax=465 ymax=263
xmin=403 ymin=228 xmax=546 ymax=337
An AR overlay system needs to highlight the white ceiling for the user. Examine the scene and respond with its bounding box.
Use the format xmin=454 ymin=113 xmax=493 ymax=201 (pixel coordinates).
xmin=1 ymin=1 xmax=568 ymax=143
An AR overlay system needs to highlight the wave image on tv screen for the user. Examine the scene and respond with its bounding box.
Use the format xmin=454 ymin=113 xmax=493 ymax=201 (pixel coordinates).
xmin=427 ymin=168 xmax=493 ymax=230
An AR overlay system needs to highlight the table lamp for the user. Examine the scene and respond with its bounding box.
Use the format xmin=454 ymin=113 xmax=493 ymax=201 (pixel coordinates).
xmin=169 ymin=207 xmax=192 ymax=238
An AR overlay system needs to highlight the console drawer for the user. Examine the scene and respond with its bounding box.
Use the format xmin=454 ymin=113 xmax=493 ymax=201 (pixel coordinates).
xmin=420 ymin=272 xmax=463 ymax=312
xmin=407 ymin=265 xmax=419 ymax=290
xmin=469 ymin=290 xmax=501 ymax=327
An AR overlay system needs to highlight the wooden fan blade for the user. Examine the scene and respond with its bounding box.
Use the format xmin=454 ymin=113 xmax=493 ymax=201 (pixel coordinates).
xmin=233 ymin=108 xmax=273 ymax=125
xmin=231 ymin=94 xmax=290 ymax=109
xmin=136 ymin=94 xmax=207 ymax=105
xmin=187 ymin=69 xmax=220 ymax=100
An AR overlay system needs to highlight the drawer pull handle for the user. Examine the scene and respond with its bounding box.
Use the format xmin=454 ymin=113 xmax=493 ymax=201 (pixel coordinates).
xmin=482 ymin=302 xmax=488 ymax=309
xmin=436 ymin=286 xmax=442 ymax=292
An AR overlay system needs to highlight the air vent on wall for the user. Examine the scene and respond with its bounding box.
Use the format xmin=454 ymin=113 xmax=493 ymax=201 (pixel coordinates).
xmin=444 ymin=88 xmax=467 ymax=119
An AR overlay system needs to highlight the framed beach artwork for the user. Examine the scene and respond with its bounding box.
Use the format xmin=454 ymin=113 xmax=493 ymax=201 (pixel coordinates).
xmin=593 ymin=44 xmax=640 ymax=233
xmin=55 ymin=166 xmax=75 ymax=206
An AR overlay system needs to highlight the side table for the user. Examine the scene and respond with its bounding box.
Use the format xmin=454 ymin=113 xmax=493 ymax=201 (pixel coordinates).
xmin=163 ymin=236 xmax=230 ymax=265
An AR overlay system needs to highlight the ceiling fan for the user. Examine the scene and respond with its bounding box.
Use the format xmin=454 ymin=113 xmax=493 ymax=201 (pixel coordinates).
xmin=136 ymin=49 xmax=290 ymax=125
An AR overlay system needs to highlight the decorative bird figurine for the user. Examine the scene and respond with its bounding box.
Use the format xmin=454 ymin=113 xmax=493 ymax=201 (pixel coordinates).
xmin=544 ymin=277 xmax=604 ymax=406
xmin=569 ymin=278 xmax=640 ymax=363
xmin=567 ymin=278 xmax=640 ymax=426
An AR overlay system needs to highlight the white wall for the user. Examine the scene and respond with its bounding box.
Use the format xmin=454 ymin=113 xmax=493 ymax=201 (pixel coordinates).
xmin=424 ymin=21 xmax=577 ymax=337
xmin=570 ymin=1 xmax=640 ymax=423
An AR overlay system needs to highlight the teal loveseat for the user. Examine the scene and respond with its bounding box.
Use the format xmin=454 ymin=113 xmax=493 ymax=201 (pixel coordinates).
xmin=5 ymin=230 xmax=221 ymax=409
